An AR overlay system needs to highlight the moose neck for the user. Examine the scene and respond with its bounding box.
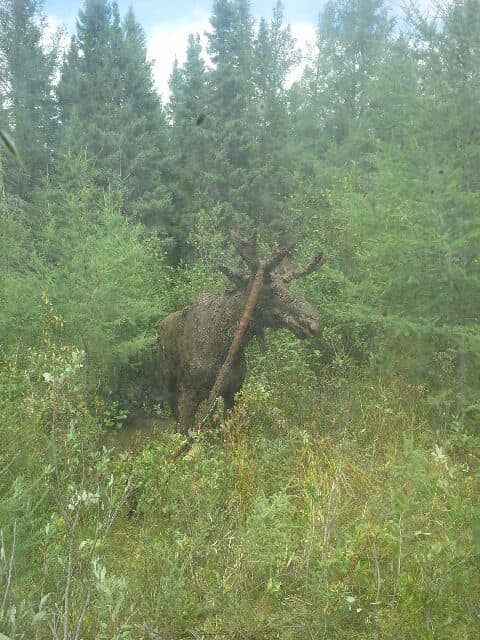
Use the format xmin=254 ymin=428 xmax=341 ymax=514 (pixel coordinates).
xmin=219 ymin=289 xmax=261 ymax=343
xmin=225 ymin=289 xmax=255 ymax=324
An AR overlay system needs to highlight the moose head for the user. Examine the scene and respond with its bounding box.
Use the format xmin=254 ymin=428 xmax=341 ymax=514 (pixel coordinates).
xmin=220 ymin=229 xmax=325 ymax=339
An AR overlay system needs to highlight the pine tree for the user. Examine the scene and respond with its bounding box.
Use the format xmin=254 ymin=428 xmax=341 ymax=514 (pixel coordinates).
xmin=208 ymin=0 xmax=254 ymax=121
xmin=57 ymin=0 xmax=172 ymax=231
xmin=253 ymin=3 xmax=298 ymax=120
xmin=117 ymin=8 xmax=172 ymax=227
xmin=251 ymin=2 xmax=300 ymax=232
xmin=425 ymin=0 xmax=480 ymax=412
xmin=301 ymin=0 xmax=393 ymax=146
xmin=0 ymin=0 xmax=58 ymax=196
xmin=57 ymin=0 xmax=125 ymax=181
xmin=205 ymin=0 xmax=257 ymax=225
xmin=291 ymin=0 xmax=480 ymax=415
xmin=167 ymin=34 xmax=211 ymax=257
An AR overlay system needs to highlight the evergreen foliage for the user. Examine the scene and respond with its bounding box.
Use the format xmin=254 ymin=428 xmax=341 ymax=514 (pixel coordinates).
xmin=0 ymin=155 xmax=173 ymax=397
xmin=0 ymin=0 xmax=479 ymax=636
xmin=167 ymin=33 xmax=212 ymax=257
xmin=57 ymin=0 xmax=173 ymax=231
xmin=205 ymin=0 xmax=257 ymax=225
xmin=0 ymin=0 xmax=58 ymax=196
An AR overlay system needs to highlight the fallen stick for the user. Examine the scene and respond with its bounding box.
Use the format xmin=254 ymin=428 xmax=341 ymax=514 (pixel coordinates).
xmin=172 ymin=261 xmax=266 ymax=460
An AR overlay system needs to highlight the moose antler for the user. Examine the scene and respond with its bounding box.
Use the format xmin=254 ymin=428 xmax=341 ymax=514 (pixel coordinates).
xmin=230 ymin=228 xmax=296 ymax=274
xmin=219 ymin=265 xmax=250 ymax=287
xmin=266 ymin=244 xmax=295 ymax=273
xmin=229 ymin=228 xmax=324 ymax=281
xmin=229 ymin=228 xmax=258 ymax=271
xmin=281 ymin=253 xmax=325 ymax=283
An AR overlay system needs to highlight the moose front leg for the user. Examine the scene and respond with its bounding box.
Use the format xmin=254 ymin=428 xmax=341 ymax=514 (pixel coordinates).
xmin=178 ymin=385 xmax=201 ymax=436
xmin=221 ymin=357 xmax=244 ymax=421
xmin=167 ymin=392 xmax=179 ymax=424
xmin=222 ymin=392 xmax=235 ymax=420
xmin=163 ymin=377 xmax=180 ymax=423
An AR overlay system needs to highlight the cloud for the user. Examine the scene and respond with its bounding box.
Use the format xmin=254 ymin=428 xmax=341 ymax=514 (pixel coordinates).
xmin=43 ymin=13 xmax=75 ymax=48
xmin=288 ymin=22 xmax=317 ymax=85
xmin=147 ymin=17 xmax=317 ymax=100
xmin=147 ymin=15 xmax=211 ymax=101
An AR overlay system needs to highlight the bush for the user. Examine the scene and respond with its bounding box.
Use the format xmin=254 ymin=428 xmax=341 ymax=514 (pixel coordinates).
xmin=0 ymin=157 xmax=175 ymax=400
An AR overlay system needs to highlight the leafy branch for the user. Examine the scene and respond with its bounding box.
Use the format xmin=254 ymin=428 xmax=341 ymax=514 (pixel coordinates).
xmin=0 ymin=128 xmax=22 ymax=166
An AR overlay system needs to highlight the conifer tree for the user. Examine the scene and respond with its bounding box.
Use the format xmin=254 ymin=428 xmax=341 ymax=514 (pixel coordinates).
xmin=205 ymin=0 xmax=257 ymax=225
xmin=167 ymin=34 xmax=211 ymax=257
xmin=300 ymin=0 xmax=393 ymax=146
xmin=117 ymin=7 xmax=172 ymax=227
xmin=292 ymin=0 xmax=480 ymax=414
xmin=251 ymin=2 xmax=299 ymax=231
xmin=0 ymin=0 xmax=58 ymax=196
xmin=57 ymin=0 xmax=128 ymax=181
xmin=57 ymin=0 xmax=172 ymax=230
xmin=425 ymin=0 xmax=480 ymax=411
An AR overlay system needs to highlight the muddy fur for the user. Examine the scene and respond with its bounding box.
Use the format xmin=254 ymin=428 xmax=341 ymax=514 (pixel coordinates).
xmin=155 ymin=277 xmax=323 ymax=434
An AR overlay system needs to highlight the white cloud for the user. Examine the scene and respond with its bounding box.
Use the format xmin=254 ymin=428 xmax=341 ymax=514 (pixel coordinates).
xmin=43 ymin=13 xmax=75 ymax=50
xmin=288 ymin=21 xmax=317 ymax=86
xmin=147 ymin=15 xmax=211 ymax=101
xmin=148 ymin=17 xmax=317 ymax=100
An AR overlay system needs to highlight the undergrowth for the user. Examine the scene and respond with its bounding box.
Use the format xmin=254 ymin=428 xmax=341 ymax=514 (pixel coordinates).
xmin=0 ymin=345 xmax=478 ymax=639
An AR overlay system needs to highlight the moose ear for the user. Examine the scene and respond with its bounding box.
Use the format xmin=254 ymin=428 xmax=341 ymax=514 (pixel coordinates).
xmin=229 ymin=228 xmax=258 ymax=271
xmin=219 ymin=265 xmax=250 ymax=288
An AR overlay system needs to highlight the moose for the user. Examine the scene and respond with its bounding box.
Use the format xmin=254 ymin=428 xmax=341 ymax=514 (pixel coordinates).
xmin=155 ymin=230 xmax=325 ymax=433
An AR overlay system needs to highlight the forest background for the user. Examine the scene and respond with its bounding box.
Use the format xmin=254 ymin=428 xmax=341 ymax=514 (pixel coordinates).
xmin=0 ymin=0 xmax=479 ymax=638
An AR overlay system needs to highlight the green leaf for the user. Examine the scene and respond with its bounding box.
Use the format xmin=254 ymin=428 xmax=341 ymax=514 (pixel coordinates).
xmin=32 ymin=610 xmax=47 ymax=625
xmin=0 ymin=129 xmax=23 ymax=166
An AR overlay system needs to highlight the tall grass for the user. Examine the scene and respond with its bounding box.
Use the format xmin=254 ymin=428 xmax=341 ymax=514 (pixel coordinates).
xmin=1 ymin=345 xmax=477 ymax=639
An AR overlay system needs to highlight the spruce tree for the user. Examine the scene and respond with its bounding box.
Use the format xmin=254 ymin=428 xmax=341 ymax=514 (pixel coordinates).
xmin=0 ymin=0 xmax=58 ymax=196
xmin=57 ymin=0 xmax=127 ymax=183
xmin=292 ymin=0 xmax=480 ymax=414
xmin=206 ymin=0 xmax=257 ymax=225
xmin=300 ymin=0 xmax=393 ymax=146
xmin=117 ymin=7 xmax=172 ymax=228
xmin=167 ymin=0 xmax=304 ymax=241
xmin=57 ymin=0 xmax=172 ymax=231
xmin=167 ymin=33 xmax=211 ymax=257
xmin=426 ymin=0 xmax=480 ymax=412
xmin=251 ymin=2 xmax=300 ymax=232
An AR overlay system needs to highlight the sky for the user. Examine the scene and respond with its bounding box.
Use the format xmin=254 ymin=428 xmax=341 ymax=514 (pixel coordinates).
xmin=43 ymin=1 xmax=443 ymax=99
xmin=44 ymin=1 xmax=321 ymax=25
